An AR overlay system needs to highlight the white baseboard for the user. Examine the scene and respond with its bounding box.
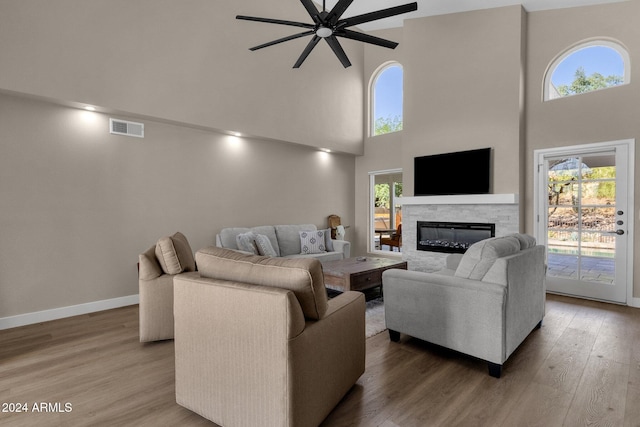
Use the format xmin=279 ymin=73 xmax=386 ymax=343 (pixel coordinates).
xmin=0 ymin=294 xmax=139 ymax=331
xmin=629 ymin=296 xmax=640 ymax=308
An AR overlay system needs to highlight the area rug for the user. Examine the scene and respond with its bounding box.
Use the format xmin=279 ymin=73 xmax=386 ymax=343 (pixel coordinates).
xmin=365 ymin=298 xmax=386 ymax=338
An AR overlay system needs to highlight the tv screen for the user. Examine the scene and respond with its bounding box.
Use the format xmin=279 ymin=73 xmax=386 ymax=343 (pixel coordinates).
xmin=414 ymin=148 xmax=492 ymax=196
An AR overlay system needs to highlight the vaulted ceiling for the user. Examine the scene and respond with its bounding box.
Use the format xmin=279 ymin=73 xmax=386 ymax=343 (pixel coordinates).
xmin=319 ymin=0 xmax=629 ymax=30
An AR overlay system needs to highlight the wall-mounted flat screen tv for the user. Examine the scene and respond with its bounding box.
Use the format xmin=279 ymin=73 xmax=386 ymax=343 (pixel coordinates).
xmin=414 ymin=148 xmax=492 ymax=196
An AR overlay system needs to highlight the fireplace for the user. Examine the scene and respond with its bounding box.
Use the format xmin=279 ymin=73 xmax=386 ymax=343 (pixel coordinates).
xmin=417 ymin=221 xmax=495 ymax=253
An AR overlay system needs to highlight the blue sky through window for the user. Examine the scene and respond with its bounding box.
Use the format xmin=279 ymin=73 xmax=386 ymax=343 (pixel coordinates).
xmin=551 ymin=46 xmax=624 ymax=87
xmin=374 ymin=65 xmax=403 ymax=122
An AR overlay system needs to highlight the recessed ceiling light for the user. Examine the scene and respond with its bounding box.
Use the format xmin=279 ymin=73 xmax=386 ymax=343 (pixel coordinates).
xmin=321 ymin=148 xmax=332 ymax=153
xmin=84 ymin=106 xmax=96 ymax=111
xmin=231 ymin=131 xmax=242 ymax=137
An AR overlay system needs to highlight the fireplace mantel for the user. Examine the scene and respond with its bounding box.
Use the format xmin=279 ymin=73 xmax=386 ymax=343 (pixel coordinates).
xmin=401 ymin=194 xmax=520 ymax=272
xmin=400 ymin=194 xmax=518 ymax=205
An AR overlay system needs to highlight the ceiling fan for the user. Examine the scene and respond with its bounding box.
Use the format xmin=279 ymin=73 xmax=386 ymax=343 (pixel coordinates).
xmin=236 ymin=0 xmax=418 ymax=68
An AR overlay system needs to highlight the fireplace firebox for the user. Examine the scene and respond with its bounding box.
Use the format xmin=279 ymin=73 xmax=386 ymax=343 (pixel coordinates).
xmin=417 ymin=221 xmax=495 ymax=254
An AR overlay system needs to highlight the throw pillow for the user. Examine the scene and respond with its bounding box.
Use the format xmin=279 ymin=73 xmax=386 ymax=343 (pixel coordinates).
xmin=155 ymin=232 xmax=196 ymax=275
xmin=236 ymin=231 xmax=259 ymax=255
xmin=254 ymin=234 xmax=278 ymax=257
xmin=300 ymin=230 xmax=327 ymax=254
xmin=139 ymin=246 xmax=163 ymax=280
xmin=323 ymin=228 xmax=335 ymax=252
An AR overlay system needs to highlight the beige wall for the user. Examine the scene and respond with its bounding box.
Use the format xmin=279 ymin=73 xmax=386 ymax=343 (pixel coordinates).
xmin=354 ymin=7 xmax=525 ymax=256
xmin=353 ymin=28 xmax=405 ymax=256
xmin=0 ymin=0 xmax=364 ymax=154
xmin=526 ymin=1 xmax=640 ymax=297
xmin=402 ymin=6 xmax=525 ymax=197
xmin=0 ymin=93 xmax=355 ymax=318
xmin=3 ymin=0 xmax=640 ymax=319
xmin=356 ymin=2 xmax=639 ymax=299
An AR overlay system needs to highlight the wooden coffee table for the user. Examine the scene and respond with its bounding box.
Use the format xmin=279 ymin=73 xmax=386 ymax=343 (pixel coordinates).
xmin=321 ymin=257 xmax=408 ymax=293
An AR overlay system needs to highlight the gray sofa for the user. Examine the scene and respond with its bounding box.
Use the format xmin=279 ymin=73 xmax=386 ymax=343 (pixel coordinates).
xmin=382 ymin=234 xmax=546 ymax=378
xmin=216 ymin=224 xmax=350 ymax=261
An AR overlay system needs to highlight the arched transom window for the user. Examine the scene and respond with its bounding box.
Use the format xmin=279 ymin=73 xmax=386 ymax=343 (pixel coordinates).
xmin=544 ymin=40 xmax=630 ymax=101
xmin=371 ymin=62 xmax=403 ymax=136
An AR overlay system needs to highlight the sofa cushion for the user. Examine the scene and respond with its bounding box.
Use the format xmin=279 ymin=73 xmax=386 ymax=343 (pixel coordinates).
xmin=218 ymin=226 xmax=280 ymax=256
xmin=196 ymin=247 xmax=328 ymax=320
xmin=155 ymin=232 xmax=196 ymax=275
xmin=454 ymin=235 xmax=521 ymax=280
xmin=300 ymin=230 xmax=327 ymax=254
xmin=255 ymin=234 xmax=278 ymax=257
xmin=236 ymin=231 xmax=259 ymax=255
xmin=275 ymin=224 xmax=317 ymax=256
xmin=139 ymin=245 xmax=163 ymax=280
xmin=250 ymin=226 xmax=281 ymax=256
xmin=219 ymin=227 xmax=250 ymax=249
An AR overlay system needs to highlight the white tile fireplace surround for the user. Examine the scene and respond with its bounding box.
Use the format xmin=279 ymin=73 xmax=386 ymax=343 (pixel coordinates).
xmin=401 ymin=194 xmax=519 ymax=272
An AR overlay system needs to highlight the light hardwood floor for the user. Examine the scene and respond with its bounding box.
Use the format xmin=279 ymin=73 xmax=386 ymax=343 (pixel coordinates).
xmin=1 ymin=294 xmax=639 ymax=426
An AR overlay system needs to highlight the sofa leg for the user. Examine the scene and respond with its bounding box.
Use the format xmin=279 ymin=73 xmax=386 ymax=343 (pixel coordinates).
xmin=488 ymin=362 xmax=502 ymax=378
xmin=388 ymin=329 xmax=400 ymax=342
xmin=535 ymin=320 xmax=543 ymax=329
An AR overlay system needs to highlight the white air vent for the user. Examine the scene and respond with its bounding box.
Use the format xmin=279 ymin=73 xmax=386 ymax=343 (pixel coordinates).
xmin=110 ymin=118 xmax=144 ymax=138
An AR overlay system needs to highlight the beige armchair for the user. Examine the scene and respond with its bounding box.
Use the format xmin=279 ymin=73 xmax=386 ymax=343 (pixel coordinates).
xmin=383 ymin=234 xmax=546 ymax=378
xmin=174 ymin=247 xmax=365 ymax=427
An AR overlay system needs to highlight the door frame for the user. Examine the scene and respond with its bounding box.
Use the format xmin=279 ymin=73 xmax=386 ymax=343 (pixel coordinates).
xmin=369 ymin=168 xmax=403 ymax=255
xmin=533 ymin=139 xmax=635 ymax=306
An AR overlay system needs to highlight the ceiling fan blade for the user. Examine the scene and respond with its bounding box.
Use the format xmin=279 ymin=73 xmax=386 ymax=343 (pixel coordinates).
xmin=236 ymin=15 xmax=314 ymax=30
xmin=336 ymin=29 xmax=398 ymax=49
xmin=249 ymin=30 xmax=315 ymax=51
xmin=337 ymin=2 xmax=417 ymax=29
xmin=326 ymin=0 xmax=354 ymax=24
xmin=324 ymin=36 xmax=352 ymax=68
xmin=293 ymin=35 xmax=321 ymax=68
xmin=299 ymin=0 xmax=321 ymax=23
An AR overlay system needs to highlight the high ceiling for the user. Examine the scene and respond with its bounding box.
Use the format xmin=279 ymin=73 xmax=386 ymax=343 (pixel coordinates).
xmin=318 ymin=0 xmax=628 ymax=31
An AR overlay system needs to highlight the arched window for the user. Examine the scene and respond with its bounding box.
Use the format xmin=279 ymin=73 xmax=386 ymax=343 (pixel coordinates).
xmin=544 ymin=40 xmax=629 ymax=101
xmin=371 ymin=62 xmax=403 ymax=136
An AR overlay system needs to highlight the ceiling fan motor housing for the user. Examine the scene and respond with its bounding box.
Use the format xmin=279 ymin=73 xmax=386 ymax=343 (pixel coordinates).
xmin=316 ymin=26 xmax=333 ymax=38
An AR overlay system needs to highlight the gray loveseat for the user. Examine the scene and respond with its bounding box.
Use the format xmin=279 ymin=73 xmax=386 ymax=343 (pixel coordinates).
xmin=216 ymin=224 xmax=350 ymax=261
xmin=382 ymin=233 xmax=546 ymax=378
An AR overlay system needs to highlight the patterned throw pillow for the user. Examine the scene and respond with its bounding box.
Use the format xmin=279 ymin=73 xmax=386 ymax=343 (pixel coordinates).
xmin=254 ymin=234 xmax=278 ymax=257
xmin=300 ymin=230 xmax=327 ymax=254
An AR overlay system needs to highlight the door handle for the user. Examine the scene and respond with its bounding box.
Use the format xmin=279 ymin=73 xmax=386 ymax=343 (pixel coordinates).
xmin=605 ymin=230 xmax=625 ymax=235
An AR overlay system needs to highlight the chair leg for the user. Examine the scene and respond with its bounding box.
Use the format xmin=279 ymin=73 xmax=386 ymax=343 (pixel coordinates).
xmin=488 ymin=362 xmax=502 ymax=378
xmin=388 ymin=329 xmax=400 ymax=342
